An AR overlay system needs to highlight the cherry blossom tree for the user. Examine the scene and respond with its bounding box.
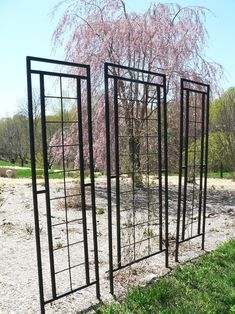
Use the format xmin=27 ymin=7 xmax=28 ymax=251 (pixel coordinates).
xmin=50 ymin=0 xmax=223 ymax=181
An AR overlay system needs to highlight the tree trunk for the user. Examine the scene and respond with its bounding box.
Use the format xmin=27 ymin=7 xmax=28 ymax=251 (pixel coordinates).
xmin=129 ymin=135 xmax=143 ymax=188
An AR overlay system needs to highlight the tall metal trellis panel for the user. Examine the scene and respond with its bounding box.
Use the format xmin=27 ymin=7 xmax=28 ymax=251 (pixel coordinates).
xmin=26 ymin=56 xmax=100 ymax=313
xmin=175 ymin=78 xmax=210 ymax=261
xmin=105 ymin=63 xmax=169 ymax=294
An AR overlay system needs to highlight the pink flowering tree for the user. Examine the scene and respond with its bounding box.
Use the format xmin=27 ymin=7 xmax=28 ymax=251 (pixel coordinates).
xmin=50 ymin=0 xmax=223 ymax=183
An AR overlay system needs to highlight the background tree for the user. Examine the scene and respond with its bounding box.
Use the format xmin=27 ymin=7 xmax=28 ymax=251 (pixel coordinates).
xmin=210 ymin=87 xmax=235 ymax=172
xmin=51 ymin=0 xmax=223 ymax=182
xmin=0 ymin=114 xmax=29 ymax=166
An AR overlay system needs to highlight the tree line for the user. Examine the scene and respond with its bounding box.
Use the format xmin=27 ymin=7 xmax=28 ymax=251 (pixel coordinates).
xmin=0 ymin=1 xmax=233 ymax=178
xmin=0 ymin=87 xmax=234 ymax=175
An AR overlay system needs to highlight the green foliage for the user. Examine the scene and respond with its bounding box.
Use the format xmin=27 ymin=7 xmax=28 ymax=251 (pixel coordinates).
xmin=187 ymin=87 xmax=235 ymax=174
xmin=210 ymin=87 xmax=235 ymax=172
xmin=97 ymin=239 xmax=235 ymax=314
xmin=188 ymin=132 xmax=233 ymax=173
xmin=97 ymin=207 xmax=105 ymax=215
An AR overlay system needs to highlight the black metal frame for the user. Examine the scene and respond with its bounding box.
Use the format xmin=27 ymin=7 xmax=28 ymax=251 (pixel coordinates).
xmin=175 ymin=78 xmax=210 ymax=261
xmin=27 ymin=56 xmax=100 ymax=313
xmin=26 ymin=55 xmax=211 ymax=309
xmin=105 ymin=63 xmax=169 ymax=294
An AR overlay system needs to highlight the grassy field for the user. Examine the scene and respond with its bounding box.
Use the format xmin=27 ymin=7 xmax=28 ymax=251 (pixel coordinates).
xmin=97 ymin=239 xmax=235 ymax=314
xmin=0 ymin=160 xmax=233 ymax=180
xmin=0 ymin=161 xmax=65 ymax=179
xmin=207 ymin=171 xmax=233 ymax=179
xmin=0 ymin=160 xmax=31 ymax=167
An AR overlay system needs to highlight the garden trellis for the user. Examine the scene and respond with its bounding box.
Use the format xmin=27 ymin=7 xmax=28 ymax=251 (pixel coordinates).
xmin=27 ymin=56 xmax=210 ymax=313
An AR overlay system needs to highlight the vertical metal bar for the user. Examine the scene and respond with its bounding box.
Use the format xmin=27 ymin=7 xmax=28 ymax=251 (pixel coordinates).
xmin=39 ymin=73 xmax=57 ymax=299
xmin=162 ymin=76 xmax=169 ymax=268
xmin=60 ymin=77 xmax=73 ymax=290
xmin=145 ymin=85 xmax=150 ymax=255
xmin=76 ymin=78 xmax=90 ymax=285
xmin=181 ymin=89 xmax=190 ymax=241
xmin=104 ymin=63 xmax=114 ymax=295
xmin=131 ymin=88 xmax=136 ymax=262
xmin=157 ymin=85 xmax=163 ymax=251
xmin=202 ymin=87 xmax=210 ymax=249
xmin=175 ymin=79 xmax=184 ymax=262
xmin=114 ymin=78 xmax=121 ymax=268
xmin=85 ymin=67 xmax=100 ymax=297
xmin=26 ymin=57 xmax=45 ymax=314
xmin=190 ymin=96 xmax=198 ymax=238
xmin=198 ymin=93 xmax=205 ymax=234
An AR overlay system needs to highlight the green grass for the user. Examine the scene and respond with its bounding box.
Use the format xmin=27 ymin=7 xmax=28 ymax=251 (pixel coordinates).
xmin=15 ymin=168 xmax=32 ymax=178
xmin=207 ymin=172 xmax=233 ymax=179
xmin=15 ymin=169 xmax=68 ymax=179
xmin=0 ymin=160 xmax=77 ymax=179
xmin=97 ymin=239 xmax=235 ymax=314
xmin=0 ymin=160 xmax=31 ymax=167
xmin=168 ymin=171 xmax=233 ymax=179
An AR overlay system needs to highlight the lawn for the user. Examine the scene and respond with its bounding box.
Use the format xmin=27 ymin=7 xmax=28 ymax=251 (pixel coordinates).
xmin=168 ymin=171 xmax=233 ymax=179
xmin=1 ymin=159 xmax=233 ymax=180
xmin=15 ymin=169 xmax=67 ymax=179
xmin=0 ymin=160 xmax=31 ymax=168
xmin=207 ymin=171 xmax=233 ymax=179
xmin=97 ymin=239 xmax=235 ymax=314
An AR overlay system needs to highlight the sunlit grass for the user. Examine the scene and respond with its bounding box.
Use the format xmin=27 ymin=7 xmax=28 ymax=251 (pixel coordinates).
xmin=97 ymin=239 xmax=235 ymax=314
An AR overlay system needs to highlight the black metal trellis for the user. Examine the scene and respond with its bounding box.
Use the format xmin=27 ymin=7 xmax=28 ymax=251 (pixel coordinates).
xmin=26 ymin=55 xmax=212 ymax=311
xmin=27 ymin=56 xmax=100 ymax=313
xmin=105 ymin=63 xmax=169 ymax=294
xmin=175 ymin=78 xmax=210 ymax=262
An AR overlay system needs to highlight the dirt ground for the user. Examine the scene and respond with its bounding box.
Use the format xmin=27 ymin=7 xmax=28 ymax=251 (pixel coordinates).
xmin=0 ymin=176 xmax=234 ymax=313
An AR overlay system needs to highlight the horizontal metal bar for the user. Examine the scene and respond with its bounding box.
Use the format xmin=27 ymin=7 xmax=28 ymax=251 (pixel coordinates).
xmin=179 ymin=233 xmax=203 ymax=244
xmin=189 ymin=106 xmax=201 ymax=109
xmin=119 ymin=152 xmax=158 ymax=157
xmin=118 ymin=116 xmax=158 ymax=121
xmin=119 ymin=188 xmax=159 ymax=195
xmin=36 ymin=190 xmax=46 ymax=194
xmin=105 ymin=62 xmax=166 ymax=78
xmin=118 ymin=170 xmax=159 ymax=176
xmin=53 ymin=239 xmax=84 ymax=251
xmin=119 ymin=135 xmax=158 ymax=138
xmin=121 ymin=218 xmax=161 ymax=230
xmin=188 ymin=120 xmax=202 ymax=124
xmin=182 ymin=78 xmax=209 ymax=88
xmin=48 ymin=168 xmax=80 ymax=174
xmin=117 ymin=97 xmax=159 ymax=104
xmin=107 ymin=75 xmax=164 ymax=87
xmin=46 ymin=121 xmax=79 ymax=125
xmin=50 ymin=193 xmax=81 ymax=201
xmin=110 ymin=175 xmax=117 ymax=179
xmin=30 ymin=69 xmax=87 ymax=80
xmin=121 ymin=234 xmax=160 ymax=249
xmin=183 ymin=87 xmax=208 ymax=94
xmin=44 ymin=281 xmax=96 ymax=305
xmin=48 ymin=144 xmax=79 ymax=149
xmin=27 ymin=56 xmax=89 ymax=69
xmin=55 ymin=262 xmax=85 ymax=275
xmin=112 ymin=248 xmax=166 ymax=272
xmin=51 ymin=218 xmax=83 ymax=228
xmin=45 ymin=95 xmax=78 ymax=100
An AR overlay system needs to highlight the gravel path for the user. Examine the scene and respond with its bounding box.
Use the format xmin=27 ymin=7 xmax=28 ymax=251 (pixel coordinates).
xmin=0 ymin=177 xmax=234 ymax=313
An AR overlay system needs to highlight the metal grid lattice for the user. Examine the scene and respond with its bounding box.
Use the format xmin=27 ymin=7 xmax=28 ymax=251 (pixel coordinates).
xmin=27 ymin=56 xmax=100 ymax=314
xmin=175 ymin=78 xmax=210 ymax=261
xmin=105 ymin=63 xmax=169 ymax=294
